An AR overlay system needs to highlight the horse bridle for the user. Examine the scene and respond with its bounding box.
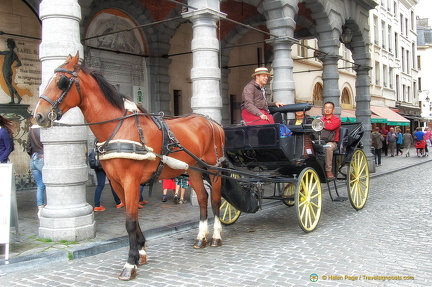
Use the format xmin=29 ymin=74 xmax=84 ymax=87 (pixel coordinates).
xmin=39 ymin=66 xmax=82 ymax=122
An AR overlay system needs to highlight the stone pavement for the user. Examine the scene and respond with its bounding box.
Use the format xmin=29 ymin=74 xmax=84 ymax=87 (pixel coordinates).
xmin=0 ymin=149 xmax=431 ymax=275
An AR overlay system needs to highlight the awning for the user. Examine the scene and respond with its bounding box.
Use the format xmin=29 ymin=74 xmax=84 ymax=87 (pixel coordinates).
xmin=305 ymin=107 xmax=387 ymax=123
xmin=370 ymin=106 xmax=410 ymax=126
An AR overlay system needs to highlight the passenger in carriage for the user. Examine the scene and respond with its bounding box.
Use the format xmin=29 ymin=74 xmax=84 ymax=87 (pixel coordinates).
xmin=240 ymin=67 xmax=284 ymax=125
xmin=321 ymin=102 xmax=341 ymax=179
xmin=288 ymin=110 xmax=313 ymax=125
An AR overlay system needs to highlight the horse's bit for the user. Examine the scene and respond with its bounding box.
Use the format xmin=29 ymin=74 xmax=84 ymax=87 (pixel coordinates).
xmin=39 ymin=66 xmax=82 ymax=122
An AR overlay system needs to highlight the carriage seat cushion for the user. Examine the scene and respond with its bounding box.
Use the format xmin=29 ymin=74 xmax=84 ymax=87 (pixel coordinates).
xmin=335 ymin=127 xmax=349 ymax=154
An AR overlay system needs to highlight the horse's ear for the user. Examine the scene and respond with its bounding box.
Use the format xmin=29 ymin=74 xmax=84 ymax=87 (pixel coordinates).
xmin=65 ymin=54 xmax=73 ymax=61
xmin=74 ymin=51 xmax=79 ymax=60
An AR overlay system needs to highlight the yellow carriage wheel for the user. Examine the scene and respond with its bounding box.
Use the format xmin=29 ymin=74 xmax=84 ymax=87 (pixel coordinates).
xmin=282 ymin=183 xmax=295 ymax=206
xmin=347 ymin=149 xmax=369 ymax=210
xmin=295 ymin=167 xmax=322 ymax=233
xmin=219 ymin=197 xmax=241 ymax=225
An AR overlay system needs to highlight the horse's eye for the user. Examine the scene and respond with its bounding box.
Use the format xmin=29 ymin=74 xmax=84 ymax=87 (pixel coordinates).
xmin=57 ymin=75 xmax=70 ymax=90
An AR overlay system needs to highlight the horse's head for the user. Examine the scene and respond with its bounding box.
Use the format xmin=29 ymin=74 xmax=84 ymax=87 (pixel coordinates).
xmin=35 ymin=53 xmax=83 ymax=127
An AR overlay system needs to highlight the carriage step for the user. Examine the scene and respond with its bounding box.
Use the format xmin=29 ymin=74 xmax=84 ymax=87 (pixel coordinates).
xmin=332 ymin=196 xmax=348 ymax=202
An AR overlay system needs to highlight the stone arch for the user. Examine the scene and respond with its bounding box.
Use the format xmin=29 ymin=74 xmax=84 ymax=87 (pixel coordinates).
xmin=312 ymin=81 xmax=323 ymax=105
xmin=340 ymin=85 xmax=354 ymax=109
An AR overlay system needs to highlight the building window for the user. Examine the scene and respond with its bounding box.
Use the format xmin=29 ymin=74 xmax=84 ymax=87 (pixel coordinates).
xmin=389 ymin=67 xmax=394 ymax=89
xmin=375 ymin=61 xmax=380 ymax=86
xmin=394 ymin=32 xmax=398 ymax=57
xmin=374 ymin=16 xmax=379 ymax=45
xmin=388 ymin=25 xmax=392 ymax=52
xmin=401 ymin=47 xmax=405 ymax=72
xmin=383 ymin=65 xmax=388 ymax=87
xmin=418 ymin=55 xmax=421 ymax=70
xmin=382 ymin=20 xmax=386 ymax=49
xmin=419 ymin=77 xmax=422 ymax=91
xmin=298 ymin=39 xmax=308 ymax=58
xmin=313 ymin=82 xmax=323 ymax=106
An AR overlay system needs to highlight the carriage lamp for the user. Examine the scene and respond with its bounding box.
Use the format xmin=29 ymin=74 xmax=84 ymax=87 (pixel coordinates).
xmin=312 ymin=118 xmax=324 ymax=144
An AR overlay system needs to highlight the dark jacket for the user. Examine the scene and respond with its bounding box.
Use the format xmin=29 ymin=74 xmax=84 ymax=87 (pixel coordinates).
xmin=240 ymin=80 xmax=275 ymax=117
xmin=0 ymin=127 xmax=13 ymax=163
xmin=26 ymin=125 xmax=43 ymax=156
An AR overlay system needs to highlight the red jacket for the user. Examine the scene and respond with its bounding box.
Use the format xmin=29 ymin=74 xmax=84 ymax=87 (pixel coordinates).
xmin=323 ymin=114 xmax=341 ymax=142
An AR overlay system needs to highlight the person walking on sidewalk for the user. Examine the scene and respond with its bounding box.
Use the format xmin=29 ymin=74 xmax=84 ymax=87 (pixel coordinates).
xmin=0 ymin=115 xmax=14 ymax=163
xmin=386 ymin=127 xmax=397 ymax=157
xmin=371 ymin=127 xmax=384 ymax=166
xmin=26 ymin=122 xmax=45 ymax=216
xmin=161 ymin=178 xmax=176 ymax=202
xmin=414 ymin=127 xmax=426 ymax=157
xmin=423 ymin=127 xmax=430 ymax=156
xmin=175 ymin=174 xmax=190 ymax=204
xmin=89 ymin=148 xmax=123 ymax=211
xmin=403 ymin=129 xmax=414 ymax=157
xmin=396 ymin=128 xmax=403 ymax=156
xmin=379 ymin=125 xmax=389 ymax=156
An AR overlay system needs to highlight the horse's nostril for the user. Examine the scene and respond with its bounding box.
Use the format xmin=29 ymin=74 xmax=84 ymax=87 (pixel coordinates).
xmin=35 ymin=113 xmax=44 ymax=125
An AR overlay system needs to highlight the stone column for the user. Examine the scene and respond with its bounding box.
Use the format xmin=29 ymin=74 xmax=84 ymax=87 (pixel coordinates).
xmin=319 ymin=54 xmax=342 ymax=115
xmin=38 ymin=0 xmax=95 ymax=241
xmin=183 ymin=1 xmax=226 ymax=124
xmin=261 ymin=0 xmax=297 ymax=112
xmin=267 ymin=37 xmax=296 ymax=105
xmin=354 ymin=65 xmax=375 ymax=172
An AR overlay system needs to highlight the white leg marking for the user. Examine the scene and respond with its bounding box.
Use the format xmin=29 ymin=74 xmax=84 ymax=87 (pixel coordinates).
xmin=124 ymin=262 xmax=137 ymax=269
xmin=139 ymin=248 xmax=147 ymax=256
xmin=197 ymin=219 xmax=209 ymax=239
xmin=213 ymin=217 xmax=222 ymax=240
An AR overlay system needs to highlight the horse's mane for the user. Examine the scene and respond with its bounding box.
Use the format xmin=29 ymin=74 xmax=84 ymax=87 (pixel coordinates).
xmin=79 ymin=65 xmax=148 ymax=113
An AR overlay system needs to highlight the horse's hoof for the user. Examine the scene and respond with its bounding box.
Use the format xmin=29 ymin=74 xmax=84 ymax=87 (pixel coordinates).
xmin=210 ymin=238 xmax=222 ymax=247
xmin=118 ymin=267 xmax=137 ymax=281
xmin=138 ymin=254 xmax=147 ymax=266
xmin=194 ymin=238 xmax=207 ymax=249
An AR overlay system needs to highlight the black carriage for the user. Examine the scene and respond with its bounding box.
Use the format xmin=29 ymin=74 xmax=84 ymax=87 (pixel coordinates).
xmin=219 ymin=103 xmax=369 ymax=232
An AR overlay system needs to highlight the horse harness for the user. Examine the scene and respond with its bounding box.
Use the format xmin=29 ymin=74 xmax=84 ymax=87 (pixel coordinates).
xmin=39 ymin=64 xmax=225 ymax=189
xmin=40 ymin=66 xmax=83 ymax=122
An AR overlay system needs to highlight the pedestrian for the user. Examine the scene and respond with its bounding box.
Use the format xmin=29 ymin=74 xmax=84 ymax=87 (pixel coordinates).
xmin=402 ymin=128 xmax=414 ymax=157
xmin=423 ymin=127 xmax=430 ymax=156
xmin=138 ymin=184 xmax=148 ymax=209
xmin=379 ymin=125 xmax=388 ymax=156
xmin=175 ymin=174 xmax=190 ymax=204
xmin=386 ymin=127 xmax=397 ymax=157
xmin=414 ymin=127 xmax=426 ymax=157
xmin=0 ymin=114 xmax=14 ymax=163
xmin=26 ymin=122 xmax=46 ymax=216
xmin=161 ymin=178 xmax=176 ymax=202
xmin=320 ymin=101 xmax=341 ymax=179
xmin=89 ymin=148 xmax=123 ymax=211
xmin=371 ymin=126 xmax=384 ymax=166
xmin=240 ymin=67 xmax=284 ymax=125
xmin=396 ymin=128 xmax=403 ymax=156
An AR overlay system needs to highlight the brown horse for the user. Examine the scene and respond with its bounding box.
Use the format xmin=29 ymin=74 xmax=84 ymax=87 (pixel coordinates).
xmin=34 ymin=53 xmax=225 ymax=280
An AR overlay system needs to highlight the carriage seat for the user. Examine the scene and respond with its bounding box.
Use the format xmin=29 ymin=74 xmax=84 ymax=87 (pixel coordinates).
xmin=334 ymin=127 xmax=349 ymax=154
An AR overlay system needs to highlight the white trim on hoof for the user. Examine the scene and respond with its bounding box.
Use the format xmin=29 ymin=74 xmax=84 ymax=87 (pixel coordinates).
xmin=197 ymin=220 xmax=209 ymax=240
xmin=124 ymin=262 xmax=137 ymax=269
xmin=139 ymin=249 xmax=147 ymax=256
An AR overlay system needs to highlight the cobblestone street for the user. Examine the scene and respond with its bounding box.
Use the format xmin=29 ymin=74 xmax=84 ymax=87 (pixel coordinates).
xmin=1 ymin=160 xmax=431 ymax=286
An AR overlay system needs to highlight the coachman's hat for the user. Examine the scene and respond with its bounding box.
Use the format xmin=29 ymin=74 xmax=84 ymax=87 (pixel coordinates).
xmin=251 ymin=67 xmax=272 ymax=77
